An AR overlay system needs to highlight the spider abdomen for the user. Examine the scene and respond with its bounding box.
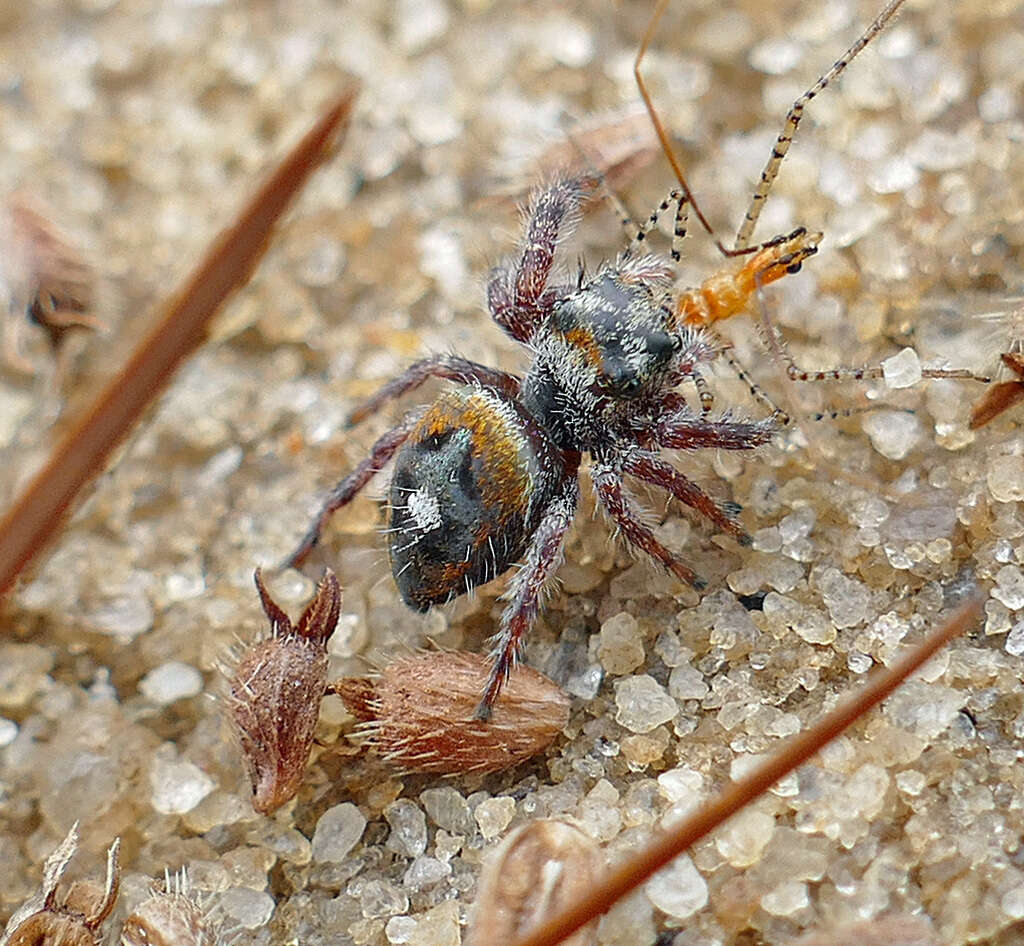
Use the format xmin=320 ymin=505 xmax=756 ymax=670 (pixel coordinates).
xmin=387 ymin=387 xmax=569 ymax=610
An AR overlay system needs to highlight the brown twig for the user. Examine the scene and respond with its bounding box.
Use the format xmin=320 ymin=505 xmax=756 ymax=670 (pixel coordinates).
xmin=511 ymin=592 xmax=982 ymax=946
xmin=0 ymin=89 xmax=357 ymax=601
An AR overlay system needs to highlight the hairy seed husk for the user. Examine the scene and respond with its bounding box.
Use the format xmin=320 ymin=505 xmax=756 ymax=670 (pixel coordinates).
xmin=333 ymin=651 xmax=569 ymax=775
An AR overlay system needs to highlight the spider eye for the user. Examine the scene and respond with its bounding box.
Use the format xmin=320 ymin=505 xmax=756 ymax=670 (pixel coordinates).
xmin=601 ymin=362 xmax=643 ymax=397
xmin=645 ymin=331 xmax=673 ymax=363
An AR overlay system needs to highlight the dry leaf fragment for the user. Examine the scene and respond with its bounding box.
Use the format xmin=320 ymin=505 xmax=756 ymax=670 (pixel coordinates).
xmin=332 ymin=651 xmax=570 ymax=775
xmin=466 ymin=820 xmax=600 ymax=946
xmin=970 ymin=352 xmax=1024 ymax=428
xmin=225 ymin=568 xmax=341 ymax=814
xmin=487 ymin=106 xmax=659 ymax=207
xmin=1 ymin=823 xmax=120 ymax=946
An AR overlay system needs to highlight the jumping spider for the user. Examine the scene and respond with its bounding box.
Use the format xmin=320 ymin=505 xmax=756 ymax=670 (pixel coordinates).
xmin=285 ymin=0 xmax=942 ymax=718
xmin=285 ymin=173 xmax=775 ymax=718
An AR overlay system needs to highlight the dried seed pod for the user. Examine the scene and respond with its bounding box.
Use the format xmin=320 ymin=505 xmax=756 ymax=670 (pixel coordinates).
xmin=1 ymin=823 xmax=120 ymax=946
xmin=332 ymin=651 xmax=569 ymax=775
xmin=120 ymin=868 xmax=218 ymax=946
xmin=225 ymin=568 xmax=341 ymax=814
xmin=465 ymin=819 xmax=600 ymax=946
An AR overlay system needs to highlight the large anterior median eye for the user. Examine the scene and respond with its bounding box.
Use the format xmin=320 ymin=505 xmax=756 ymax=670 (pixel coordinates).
xmin=646 ymin=330 xmax=674 ymax=363
xmin=599 ymin=358 xmax=643 ymax=396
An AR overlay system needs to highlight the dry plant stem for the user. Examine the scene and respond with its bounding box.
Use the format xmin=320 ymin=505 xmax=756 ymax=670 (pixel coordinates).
xmin=0 ymin=89 xmax=357 ymax=602
xmin=511 ymin=592 xmax=982 ymax=946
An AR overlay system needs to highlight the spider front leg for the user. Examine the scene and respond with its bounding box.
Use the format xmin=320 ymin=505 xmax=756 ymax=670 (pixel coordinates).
xmin=346 ymin=354 xmax=520 ymax=427
xmin=655 ymin=412 xmax=777 ymax=452
xmin=591 ymin=460 xmax=706 ymax=592
xmin=487 ymin=176 xmax=591 ymax=343
xmin=476 ymin=477 xmax=580 ymax=720
xmin=283 ymin=410 xmax=424 ymax=570
xmin=622 ymin=449 xmax=750 ymax=544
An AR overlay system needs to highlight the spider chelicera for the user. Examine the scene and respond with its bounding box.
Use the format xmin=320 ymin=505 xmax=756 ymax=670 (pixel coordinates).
xmin=284 ymin=175 xmax=779 ymax=718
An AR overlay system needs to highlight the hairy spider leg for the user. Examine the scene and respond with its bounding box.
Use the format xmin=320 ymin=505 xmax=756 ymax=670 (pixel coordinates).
xmin=346 ymin=354 xmax=520 ymax=427
xmin=487 ymin=177 xmax=592 ymax=343
xmin=654 ymin=413 xmax=776 ymax=452
xmin=591 ymin=461 xmax=705 ymax=590
xmin=621 ymin=449 xmax=750 ymax=543
xmin=635 ymin=412 xmax=778 ymax=542
xmin=283 ymin=412 xmax=423 ymax=570
xmin=476 ymin=475 xmax=581 ymax=720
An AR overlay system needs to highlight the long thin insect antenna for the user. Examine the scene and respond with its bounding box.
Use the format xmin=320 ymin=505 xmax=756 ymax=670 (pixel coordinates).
xmin=733 ymin=0 xmax=908 ymax=251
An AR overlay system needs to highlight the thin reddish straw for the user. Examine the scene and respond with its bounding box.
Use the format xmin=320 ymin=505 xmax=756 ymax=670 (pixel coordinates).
xmin=511 ymin=592 xmax=982 ymax=946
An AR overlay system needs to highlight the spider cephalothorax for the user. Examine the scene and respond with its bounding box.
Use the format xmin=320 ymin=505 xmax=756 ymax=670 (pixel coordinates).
xmin=285 ymin=176 xmax=775 ymax=717
xmin=521 ymin=258 xmax=711 ymax=446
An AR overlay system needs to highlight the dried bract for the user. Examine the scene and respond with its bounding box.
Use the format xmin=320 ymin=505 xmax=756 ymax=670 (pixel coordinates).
xmin=466 ymin=820 xmax=600 ymax=946
xmin=225 ymin=568 xmax=341 ymax=814
xmin=1 ymin=824 xmax=120 ymax=946
xmin=332 ymin=651 xmax=570 ymax=774
xmin=121 ymin=868 xmax=218 ymax=946
xmin=969 ymin=352 xmax=1024 ymax=428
